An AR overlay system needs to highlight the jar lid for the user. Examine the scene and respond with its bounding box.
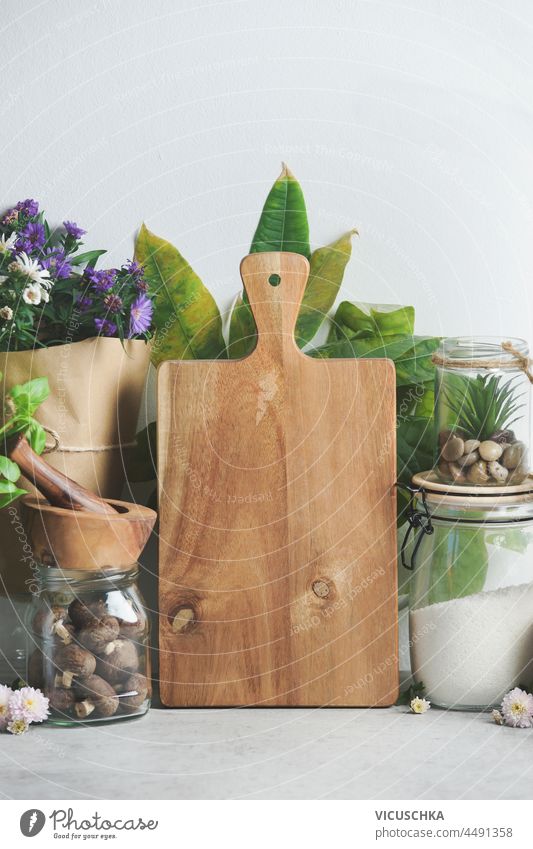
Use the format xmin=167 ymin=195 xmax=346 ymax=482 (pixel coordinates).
xmin=411 ymin=470 xmax=533 ymax=522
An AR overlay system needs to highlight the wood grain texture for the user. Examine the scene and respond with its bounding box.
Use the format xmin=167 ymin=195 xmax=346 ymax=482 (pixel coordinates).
xmin=158 ymin=252 xmax=398 ymax=707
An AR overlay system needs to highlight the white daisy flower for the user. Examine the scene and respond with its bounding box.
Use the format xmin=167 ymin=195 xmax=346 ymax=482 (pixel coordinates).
xmin=22 ymin=283 xmax=42 ymax=305
xmin=12 ymin=252 xmax=51 ymax=287
xmin=39 ymin=286 xmax=49 ymax=303
xmin=410 ymin=696 xmax=431 ymax=714
xmin=0 ymin=231 xmax=17 ymax=253
xmin=0 ymin=305 xmax=13 ymax=320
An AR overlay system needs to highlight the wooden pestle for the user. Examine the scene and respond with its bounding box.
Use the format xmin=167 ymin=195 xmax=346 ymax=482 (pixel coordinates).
xmin=8 ymin=434 xmax=117 ymax=515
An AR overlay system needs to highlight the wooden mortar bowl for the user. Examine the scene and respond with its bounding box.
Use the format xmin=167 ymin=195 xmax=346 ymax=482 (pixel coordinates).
xmin=21 ymin=496 xmax=157 ymax=571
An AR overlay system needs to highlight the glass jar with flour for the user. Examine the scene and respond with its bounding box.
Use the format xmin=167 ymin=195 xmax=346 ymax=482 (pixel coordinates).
xmin=403 ymin=476 xmax=533 ymax=711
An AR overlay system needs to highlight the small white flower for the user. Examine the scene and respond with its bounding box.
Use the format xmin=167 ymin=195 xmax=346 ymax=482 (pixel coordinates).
xmin=0 ymin=231 xmax=17 ymax=253
xmin=22 ymin=283 xmax=42 ymax=305
xmin=0 ymin=684 xmax=12 ymax=731
xmin=12 ymin=251 xmax=51 ymax=287
xmin=7 ymin=717 xmax=29 ymax=735
xmin=39 ymin=286 xmax=49 ymax=303
xmin=0 ymin=276 xmax=7 ymax=283
xmin=0 ymin=305 xmax=13 ymax=320
xmin=501 ymin=687 xmax=533 ymax=728
xmin=492 ymin=709 xmax=504 ymax=725
xmin=410 ymin=696 xmax=431 ymax=714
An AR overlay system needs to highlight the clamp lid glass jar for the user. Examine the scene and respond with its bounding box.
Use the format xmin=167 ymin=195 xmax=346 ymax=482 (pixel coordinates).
xmin=27 ymin=566 xmax=151 ymax=725
xmin=433 ymin=337 xmax=531 ymax=487
xmin=404 ymin=478 xmax=533 ymax=711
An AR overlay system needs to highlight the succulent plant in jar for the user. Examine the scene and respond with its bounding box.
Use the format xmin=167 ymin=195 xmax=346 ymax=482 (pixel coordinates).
xmin=434 ymin=339 xmax=531 ymax=487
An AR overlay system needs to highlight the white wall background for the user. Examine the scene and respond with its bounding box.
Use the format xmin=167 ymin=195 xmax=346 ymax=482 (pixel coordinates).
xmin=2 ymin=0 xmax=533 ymax=349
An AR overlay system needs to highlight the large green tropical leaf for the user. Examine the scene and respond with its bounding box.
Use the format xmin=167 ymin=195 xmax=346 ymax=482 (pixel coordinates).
xmin=227 ymin=292 xmax=257 ymax=359
xmin=250 ymin=163 xmax=310 ymax=257
xmin=229 ymin=164 xmax=311 ymax=358
xmin=295 ymin=230 xmax=357 ymax=349
xmin=328 ymin=301 xmax=415 ymax=342
xmin=397 ymin=415 xmax=434 ymax=485
xmin=135 ymin=224 xmax=226 ymax=366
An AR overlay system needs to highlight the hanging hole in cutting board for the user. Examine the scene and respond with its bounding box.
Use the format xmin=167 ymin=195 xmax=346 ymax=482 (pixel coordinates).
xmin=268 ymin=273 xmax=281 ymax=286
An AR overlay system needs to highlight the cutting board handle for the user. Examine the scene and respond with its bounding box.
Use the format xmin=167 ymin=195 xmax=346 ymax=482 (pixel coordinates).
xmin=240 ymin=252 xmax=310 ymax=354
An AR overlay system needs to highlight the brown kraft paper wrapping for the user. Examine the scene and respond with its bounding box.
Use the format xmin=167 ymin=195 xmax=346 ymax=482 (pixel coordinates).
xmin=0 ymin=337 xmax=151 ymax=595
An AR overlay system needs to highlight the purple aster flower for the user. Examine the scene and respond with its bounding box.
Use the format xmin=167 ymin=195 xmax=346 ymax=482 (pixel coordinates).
xmin=0 ymin=198 xmax=38 ymax=226
xmin=1 ymin=207 xmax=18 ymax=226
xmin=16 ymin=198 xmax=39 ymax=217
xmin=85 ymin=267 xmax=116 ymax=293
xmin=94 ymin=317 xmax=117 ymax=337
xmin=103 ymin=293 xmax=123 ymax=313
xmin=78 ymin=296 xmax=93 ymax=312
xmin=129 ymin=293 xmax=154 ymax=337
xmin=41 ymin=248 xmax=72 ymax=280
xmin=16 ymin=221 xmax=45 ymax=253
xmin=122 ymin=259 xmax=143 ymax=278
xmin=63 ymin=220 xmax=86 ymax=240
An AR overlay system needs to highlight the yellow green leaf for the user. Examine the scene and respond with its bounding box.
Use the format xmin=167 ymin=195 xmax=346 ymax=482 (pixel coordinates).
xmin=295 ymin=229 xmax=357 ymax=349
xmin=135 ymin=224 xmax=226 ymax=366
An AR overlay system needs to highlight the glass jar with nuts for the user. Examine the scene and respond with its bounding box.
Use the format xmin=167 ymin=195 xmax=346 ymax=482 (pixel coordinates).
xmin=27 ymin=566 xmax=151 ymax=725
xmin=433 ymin=337 xmax=531 ymax=487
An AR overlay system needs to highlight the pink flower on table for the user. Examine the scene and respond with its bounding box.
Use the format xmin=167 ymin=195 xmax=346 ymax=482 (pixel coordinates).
xmin=0 ymin=684 xmax=12 ymax=730
xmin=501 ymin=688 xmax=533 ymax=728
xmin=8 ymin=686 xmax=49 ymax=724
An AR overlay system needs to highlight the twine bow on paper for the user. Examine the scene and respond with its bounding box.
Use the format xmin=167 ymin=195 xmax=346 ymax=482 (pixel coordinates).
xmin=42 ymin=425 xmax=136 ymax=455
xmin=431 ymin=341 xmax=533 ymax=385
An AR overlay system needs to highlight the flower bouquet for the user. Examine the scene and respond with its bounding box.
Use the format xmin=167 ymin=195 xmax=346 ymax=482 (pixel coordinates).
xmin=0 ymin=199 xmax=154 ymax=602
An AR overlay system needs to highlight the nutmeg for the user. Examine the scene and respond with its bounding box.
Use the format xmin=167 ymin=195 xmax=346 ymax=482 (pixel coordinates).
xmin=55 ymin=644 xmax=96 ymax=679
xmin=32 ymin=605 xmax=67 ymax=637
xmin=95 ymin=638 xmax=139 ymax=685
xmin=78 ymin=616 xmax=120 ymax=654
xmin=117 ymin=615 xmax=147 ymax=640
xmin=68 ymin=597 xmax=107 ymax=628
xmin=47 ymin=687 xmax=76 ymax=715
xmin=118 ymin=673 xmax=149 ymax=712
xmin=75 ymin=674 xmax=119 ymax=718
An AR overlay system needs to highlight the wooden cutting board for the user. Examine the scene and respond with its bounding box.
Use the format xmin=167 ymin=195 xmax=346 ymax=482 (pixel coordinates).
xmin=158 ymin=252 xmax=398 ymax=707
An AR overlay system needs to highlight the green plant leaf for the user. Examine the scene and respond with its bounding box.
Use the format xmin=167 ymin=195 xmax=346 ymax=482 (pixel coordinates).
xmin=135 ymin=224 xmax=226 ymax=367
xmin=328 ymin=301 xmax=415 ymax=342
xmin=397 ymin=415 xmax=434 ymax=484
xmin=9 ymin=377 xmax=50 ymax=418
xmin=250 ymin=163 xmax=310 ymax=257
xmin=69 ymin=249 xmax=107 ymax=268
xmin=294 ymin=230 xmax=357 ymax=349
xmin=227 ymin=293 xmax=257 ymax=359
xmin=25 ymin=421 xmax=47 ymax=455
xmin=0 ymin=455 xmax=20 ymax=482
xmin=0 ymin=480 xmax=27 ymax=508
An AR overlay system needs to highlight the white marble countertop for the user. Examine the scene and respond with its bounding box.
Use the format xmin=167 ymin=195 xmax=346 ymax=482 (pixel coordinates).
xmin=1 ymin=702 xmax=531 ymax=800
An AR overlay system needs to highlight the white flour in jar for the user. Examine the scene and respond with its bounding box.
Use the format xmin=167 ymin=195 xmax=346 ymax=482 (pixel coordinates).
xmin=410 ymin=582 xmax=533 ymax=707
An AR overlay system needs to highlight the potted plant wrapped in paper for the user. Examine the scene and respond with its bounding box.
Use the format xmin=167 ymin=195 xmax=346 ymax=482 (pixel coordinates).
xmin=0 ymin=199 xmax=154 ymax=499
xmin=0 ymin=200 xmax=154 ymax=601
